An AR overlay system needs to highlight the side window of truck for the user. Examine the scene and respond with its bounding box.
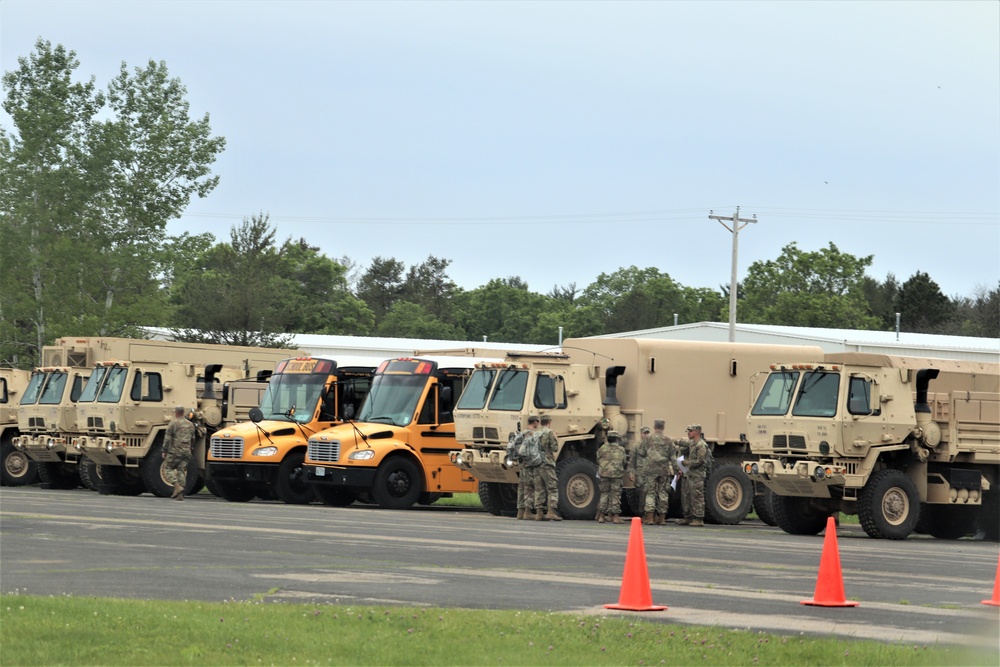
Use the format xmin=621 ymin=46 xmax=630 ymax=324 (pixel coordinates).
xmin=847 ymin=376 xmax=880 ymax=416
xmin=131 ymin=372 xmax=163 ymax=402
xmin=533 ymin=374 xmax=566 ymax=410
xmin=0 ymin=378 xmax=6 ymax=403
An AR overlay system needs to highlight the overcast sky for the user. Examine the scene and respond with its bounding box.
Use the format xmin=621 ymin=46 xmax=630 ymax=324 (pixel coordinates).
xmin=2 ymin=1 xmax=998 ymax=301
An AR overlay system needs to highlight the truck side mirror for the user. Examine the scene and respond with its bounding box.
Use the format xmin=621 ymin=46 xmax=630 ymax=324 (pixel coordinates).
xmin=249 ymin=407 xmax=264 ymax=423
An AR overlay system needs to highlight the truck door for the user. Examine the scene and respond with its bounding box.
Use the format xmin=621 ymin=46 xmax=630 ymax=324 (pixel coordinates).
xmin=841 ymin=373 xmax=883 ymax=456
xmin=414 ymin=375 xmax=475 ymax=491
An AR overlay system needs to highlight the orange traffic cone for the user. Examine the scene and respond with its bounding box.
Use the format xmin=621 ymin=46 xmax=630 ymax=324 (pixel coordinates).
xmin=801 ymin=516 xmax=859 ymax=607
xmin=982 ymin=554 xmax=1000 ymax=607
xmin=604 ymin=516 xmax=667 ymax=611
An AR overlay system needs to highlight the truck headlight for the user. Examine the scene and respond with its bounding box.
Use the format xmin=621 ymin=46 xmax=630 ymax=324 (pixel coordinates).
xmin=348 ymin=449 xmax=375 ymax=460
xmin=814 ymin=466 xmax=826 ymax=481
xmin=454 ymin=453 xmax=464 ymax=467
xmin=46 ymin=438 xmax=56 ymax=450
xmin=252 ymin=447 xmax=278 ymax=457
xmin=105 ymin=442 xmax=116 ymax=453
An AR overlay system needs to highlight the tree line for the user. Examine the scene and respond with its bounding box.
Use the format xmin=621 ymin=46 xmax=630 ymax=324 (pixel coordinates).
xmin=2 ymin=40 xmax=997 ymax=367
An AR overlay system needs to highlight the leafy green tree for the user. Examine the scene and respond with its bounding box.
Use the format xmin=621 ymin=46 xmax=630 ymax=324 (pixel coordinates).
xmin=952 ymin=282 xmax=1000 ymax=337
xmin=376 ymin=301 xmax=465 ymax=339
xmin=357 ymin=256 xmax=405 ymax=322
xmin=454 ymin=277 xmax=552 ymax=343
xmin=861 ymin=273 xmax=901 ymax=330
xmin=894 ymin=271 xmax=954 ymax=334
xmin=171 ymin=214 xmax=292 ymax=346
xmin=279 ymin=238 xmax=374 ymax=335
xmin=739 ymin=242 xmax=879 ymax=329
xmin=0 ymin=39 xmax=224 ymax=364
xmin=400 ymin=255 xmax=459 ymax=324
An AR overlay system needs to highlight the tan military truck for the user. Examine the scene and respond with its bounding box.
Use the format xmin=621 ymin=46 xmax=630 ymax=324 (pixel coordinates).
xmin=451 ymin=338 xmax=823 ymax=521
xmin=76 ymin=358 xmax=278 ymax=497
xmin=744 ymin=353 xmax=1000 ymax=540
xmin=1 ymin=368 xmax=33 ymax=486
xmin=12 ymin=366 xmax=92 ymax=489
xmin=14 ymin=337 xmax=292 ymax=492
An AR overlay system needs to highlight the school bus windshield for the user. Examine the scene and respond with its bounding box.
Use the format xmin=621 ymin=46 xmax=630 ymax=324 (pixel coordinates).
xmin=357 ymin=374 xmax=427 ymax=427
xmin=259 ymin=372 xmax=328 ymax=424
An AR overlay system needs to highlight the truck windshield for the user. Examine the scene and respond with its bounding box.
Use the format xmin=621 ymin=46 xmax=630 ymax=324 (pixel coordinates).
xmin=78 ymin=367 xmax=108 ymax=403
xmin=259 ymin=372 xmax=327 ymax=424
xmin=488 ymin=369 xmax=527 ymax=411
xmin=20 ymin=373 xmax=47 ymax=406
xmin=97 ymin=367 xmax=129 ymax=403
xmin=456 ymin=369 xmax=496 ymax=410
xmin=751 ymin=370 xmax=800 ymax=416
xmin=791 ymin=371 xmax=840 ymax=417
xmin=357 ymin=374 xmax=427 ymax=426
xmin=38 ymin=371 xmax=68 ymax=405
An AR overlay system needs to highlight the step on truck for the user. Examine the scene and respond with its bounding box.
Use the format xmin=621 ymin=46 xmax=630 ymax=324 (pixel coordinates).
xmin=304 ymin=356 xmax=481 ymax=509
xmin=451 ymin=337 xmax=823 ymax=521
xmin=207 ymin=356 xmax=375 ymax=504
xmin=1 ymin=368 xmax=33 ymax=486
xmin=743 ymin=352 xmax=1000 ymax=540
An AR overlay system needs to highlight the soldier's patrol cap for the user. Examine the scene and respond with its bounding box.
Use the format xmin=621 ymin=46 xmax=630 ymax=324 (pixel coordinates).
xmin=539 ymin=414 xmax=552 ymax=424
xmin=687 ymin=423 xmax=702 ymax=432
xmin=653 ymin=419 xmax=665 ymax=430
xmin=640 ymin=426 xmax=650 ymax=433
xmin=527 ymin=414 xmax=540 ymax=424
xmin=607 ymin=431 xmax=620 ymax=441
xmin=174 ymin=405 xmax=186 ymax=414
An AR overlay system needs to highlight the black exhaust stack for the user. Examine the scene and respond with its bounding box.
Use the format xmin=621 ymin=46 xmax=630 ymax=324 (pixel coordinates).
xmin=604 ymin=366 xmax=626 ymax=406
xmin=203 ymin=363 xmax=223 ymax=399
xmin=915 ymin=369 xmax=939 ymax=414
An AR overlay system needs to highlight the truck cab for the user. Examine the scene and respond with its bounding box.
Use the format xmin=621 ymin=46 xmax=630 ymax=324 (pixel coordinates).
xmin=305 ymin=357 xmax=479 ymax=509
xmin=208 ymin=357 xmax=374 ymax=504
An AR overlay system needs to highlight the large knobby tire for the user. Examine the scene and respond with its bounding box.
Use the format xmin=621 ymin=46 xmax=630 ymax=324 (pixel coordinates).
xmin=478 ymin=481 xmax=517 ymax=517
xmin=556 ymin=458 xmax=599 ymax=520
xmin=924 ymin=504 xmax=980 ymax=540
xmin=275 ymin=451 xmax=317 ymax=505
xmin=753 ymin=488 xmax=778 ymax=526
xmin=858 ymin=468 xmax=919 ymax=540
xmin=97 ymin=466 xmax=146 ymax=496
xmin=79 ymin=460 xmax=103 ymax=491
xmin=771 ymin=494 xmax=828 ymax=535
xmin=37 ymin=462 xmax=81 ymax=490
xmin=141 ymin=439 xmax=174 ymax=498
xmin=705 ymin=462 xmax=754 ymax=525
xmin=212 ymin=479 xmax=257 ymax=502
xmin=315 ymin=485 xmax=358 ymax=507
xmin=1 ymin=438 xmax=37 ymax=486
xmin=372 ymin=456 xmax=423 ymax=509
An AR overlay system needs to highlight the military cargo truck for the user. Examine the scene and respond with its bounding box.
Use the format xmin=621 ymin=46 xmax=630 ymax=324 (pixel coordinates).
xmin=0 ymin=368 xmax=33 ymax=486
xmin=744 ymin=353 xmax=1000 ymax=540
xmin=304 ymin=356 xmax=481 ymax=509
xmin=451 ymin=338 xmax=823 ymax=521
xmin=14 ymin=337 xmax=293 ymax=493
xmin=76 ymin=358 xmax=277 ymax=496
xmin=13 ymin=366 xmax=92 ymax=488
xmin=208 ymin=356 xmax=374 ymax=504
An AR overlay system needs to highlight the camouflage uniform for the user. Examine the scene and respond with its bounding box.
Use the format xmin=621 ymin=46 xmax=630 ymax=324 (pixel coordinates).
xmin=631 ymin=427 xmax=650 ymax=510
xmin=162 ymin=412 xmax=195 ymax=497
xmin=596 ymin=434 xmax=626 ymax=520
xmin=638 ymin=428 xmax=678 ymax=521
xmin=533 ymin=418 xmax=561 ymax=520
xmin=676 ymin=424 xmax=711 ymax=523
xmin=517 ymin=430 xmax=541 ymax=517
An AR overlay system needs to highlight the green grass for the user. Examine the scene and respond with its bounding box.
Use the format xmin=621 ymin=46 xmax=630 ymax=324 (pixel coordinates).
xmin=1 ymin=595 xmax=994 ymax=666
xmin=433 ymin=493 xmax=483 ymax=509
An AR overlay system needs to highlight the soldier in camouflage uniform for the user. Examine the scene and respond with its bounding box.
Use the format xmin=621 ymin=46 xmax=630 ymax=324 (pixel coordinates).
xmin=162 ymin=405 xmax=196 ymax=501
xmin=631 ymin=425 xmax=651 ymax=513
xmin=533 ymin=415 xmax=562 ymax=521
xmin=514 ymin=416 xmax=541 ymax=520
xmin=637 ymin=419 xmax=678 ymax=525
xmin=675 ymin=423 xmax=711 ymax=526
xmin=595 ymin=431 xmax=626 ymax=524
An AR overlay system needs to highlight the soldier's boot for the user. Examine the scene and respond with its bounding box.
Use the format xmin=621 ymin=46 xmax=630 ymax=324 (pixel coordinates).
xmin=596 ymin=512 xmax=605 ymax=523
xmin=516 ymin=508 xmax=525 ymax=520
xmin=535 ymin=509 xmax=547 ymax=521
xmin=676 ymin=517 xmax=691 ymax=525
xmin=545 ymin=508 xmax=562 ymax=522
xmin=170 ymin=483 xmax=183 ymax=499
xmin=612 ymin=514 xmax=624 ymax=525
xmin=642 ymin=512 xmax=654 ymax=525
xmin=655 ymin=513 xmax=666 ymax=526
xmin=174 ymin=491 xmax=184 ymax=501
xmin=689 ymin=518 xmax=704 ymax=527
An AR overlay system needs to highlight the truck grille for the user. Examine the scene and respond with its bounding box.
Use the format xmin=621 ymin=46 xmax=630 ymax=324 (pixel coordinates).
xmin=771 ymin=434 xmax=808 ymax=453
xmin=210 ymin=436 xmax=244 ymax=459
xmin=472 ymin=426 xmax=500 ymax=442
xmin=308 ymin=439 xmax=340 ymax=463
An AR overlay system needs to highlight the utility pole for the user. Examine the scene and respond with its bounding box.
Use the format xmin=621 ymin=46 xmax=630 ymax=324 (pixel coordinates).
xmin=709 ymin=207 xmax=757 ymax=342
